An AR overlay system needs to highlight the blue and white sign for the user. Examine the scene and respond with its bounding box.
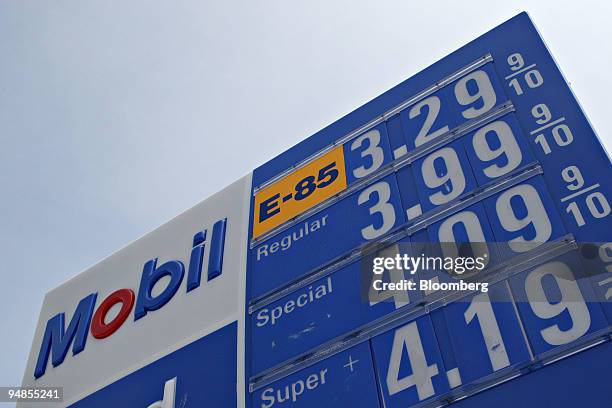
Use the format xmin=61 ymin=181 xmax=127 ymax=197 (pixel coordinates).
xmin=20 ymin=11 xmax=612 ymax=408
xmin=20 ymin=176 xmax=253 ymax=407
xmin=246 ymin=11 xmax=611 ymax=408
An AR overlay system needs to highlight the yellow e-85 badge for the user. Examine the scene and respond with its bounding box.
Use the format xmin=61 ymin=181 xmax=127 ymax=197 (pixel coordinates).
xmin=253 ymin=146 xmax=347 ymax=239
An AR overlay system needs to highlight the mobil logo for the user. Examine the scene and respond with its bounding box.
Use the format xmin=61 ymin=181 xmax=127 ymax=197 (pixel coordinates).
xmin=34 ymin=219 xmax=228 ymax=379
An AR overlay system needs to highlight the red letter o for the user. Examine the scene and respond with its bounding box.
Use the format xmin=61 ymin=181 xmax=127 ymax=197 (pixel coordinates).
xmin=91 ymin=288 xmax=135 ymax=339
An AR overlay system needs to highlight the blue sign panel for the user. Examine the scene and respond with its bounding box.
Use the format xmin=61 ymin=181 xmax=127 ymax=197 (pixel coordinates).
xmin=426 ymin=202 xmax=500 ymax=269
xmin=251 ymin=173 xmax=405 ymax=299
xmin=246 ymin=11 xmax=612 ymax=408
xmin=444 ymin=63 xmax=508 ymax=126
xmin=462 ymin=113 xmax=536 ymax=187
xmin=252 ymin=342 xmax=380 ymax=408
xmin=508 ymin=251 xmax=607 ymax=355
xmin=412 ymin=140 xmax=478 ymax=212
xmin=371 ymin=315 xmax=450 ymax=407
xmin=251 ymin=238 xmax=423 ymax=373
xmin=431 ymin=282 xmax=531 ymax=386
xmin=450 ymin=340 xmax=612 ymax=407
xmin=494 ymin=43 xmax=612 ymax=242
xmin=343 ymin=123 xmax=394 ymax=185
xmin=481 ymin=176 xmax=567 ymax=258
xmin=72 ymin=323 xmax=237 ymax=408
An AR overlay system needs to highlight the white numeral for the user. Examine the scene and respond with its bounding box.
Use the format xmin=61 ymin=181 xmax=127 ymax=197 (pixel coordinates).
xmin=422 ymin=147 xmax=466 ymax=205
xmin=455 ymin=70 xmax=497 ymax=119
xmin=509 ymin=71 xmax=543 ymax=96
xmin=410 ymin=96 xmax=450 ymax=147
xmin=464 ymin=292 xmax=510 ymax=370
xmin=358 ymin=182 xmax=396 ymax=240
xmin=525 ymin=261 xmax=590 ymax=345
xmin=438 ymin=211 xmax=490 ymax=270
xmin=587 ymin=192 xmax=611 ymax=219
xmin=507 ymin=53 xmax=525 ymax=71
xmin=531 ymin=103 xmax=551 ymax=124
xmin=495 ymin=184 xmax=552 ymax=252
xmin=561 ymin=166 xmax=584 ymax=190
xmin=386 ymin=322 xmax=438 ymax=400
xmin=369 ymin=244 xmax=409 ymax=308
xmin=351 ymin=129 xmax=385 ymax=178
xmin=473 ymin=120 xmax=522 ymax=178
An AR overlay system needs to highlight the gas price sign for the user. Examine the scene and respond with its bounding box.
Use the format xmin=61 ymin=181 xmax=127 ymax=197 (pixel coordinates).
xmin=20 ymin=11 xmax=612 ymax=408
xmin=245 ymin=12 xmax=612 ymax=408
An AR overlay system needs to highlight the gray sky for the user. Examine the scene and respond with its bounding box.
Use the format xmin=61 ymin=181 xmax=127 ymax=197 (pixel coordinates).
xmin=1 ymin=0 xmax=610 ymax=393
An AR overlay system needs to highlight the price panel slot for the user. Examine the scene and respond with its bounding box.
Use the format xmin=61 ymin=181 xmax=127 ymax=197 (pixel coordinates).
xmin=371 ymin=314 xmax=450 ymax=407
xmin=251 ymin=342 xmax=381 ymax=408
xmin=369 ymin=250 xmax=610 ymax=408
xmin=250 ymin=236 xmax=435 ymax=374
xmin=508 ymin=251 xmax=608 ymax=356
xmin=250 ymin=173 xmax=405 ymax=300
xmin=430 ymin=282 xmax=532 ymax=388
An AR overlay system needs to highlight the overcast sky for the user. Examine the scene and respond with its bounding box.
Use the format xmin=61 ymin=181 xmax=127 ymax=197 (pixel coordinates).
xmin=1 ymin=0 xmax=610 ymax=393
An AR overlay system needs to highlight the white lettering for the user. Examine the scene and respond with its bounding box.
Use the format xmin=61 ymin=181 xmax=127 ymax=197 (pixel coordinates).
xmin=256 ymin=214 xmax=330 ymax=261
xmin=258 ymin=368 xmax=328 ymax=407
xmin=255 ymin=278 xmax=333 ymax=327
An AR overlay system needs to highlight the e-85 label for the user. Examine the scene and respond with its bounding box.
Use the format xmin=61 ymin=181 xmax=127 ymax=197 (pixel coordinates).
xmin=253 ymin=146 xmax=347 ymax=239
